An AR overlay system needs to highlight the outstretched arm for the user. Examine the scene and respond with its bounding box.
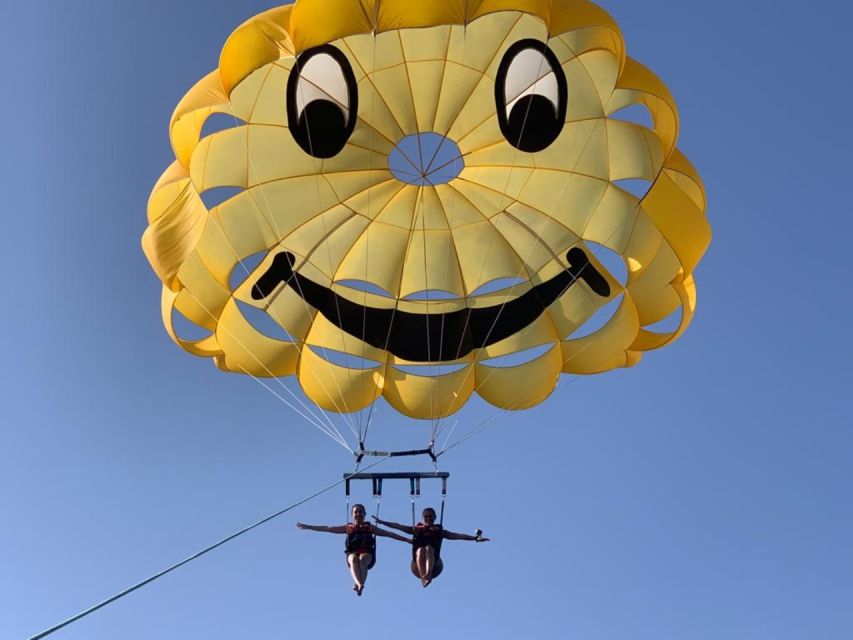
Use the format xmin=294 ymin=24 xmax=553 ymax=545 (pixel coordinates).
xmin=443 ymin=529 xmax=490 ymax=542
xmin=296 ymin=523 xmax=348 ymax=534
xmin=374 ymin=527 xmax=413 ymax=544
xmin=373 ymin=517 xmax=414 ymax=535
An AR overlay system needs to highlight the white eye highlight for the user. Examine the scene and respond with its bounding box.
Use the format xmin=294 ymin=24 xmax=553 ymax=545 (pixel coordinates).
xmin=294 ymin=53 xmax=350 ymax=121
xmin=502 ymin=48 xmax=559 ymax=119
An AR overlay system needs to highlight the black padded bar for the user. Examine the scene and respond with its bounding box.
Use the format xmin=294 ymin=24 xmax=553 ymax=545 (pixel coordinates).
xmin=343 ymin=472 xmax=450 ymax=481
xmin=356 ymin=447 xmax=438 ymax=462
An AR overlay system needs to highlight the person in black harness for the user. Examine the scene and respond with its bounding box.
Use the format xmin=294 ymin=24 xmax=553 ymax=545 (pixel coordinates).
xmin=375 ymin=507 xmax=489 ymax=587
xmin=298 ymin=504 xmax=411 ymax=595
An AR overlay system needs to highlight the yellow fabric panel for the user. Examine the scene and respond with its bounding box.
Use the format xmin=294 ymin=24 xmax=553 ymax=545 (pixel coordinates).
xmin=302 ymin=214 xmax=371 ymax=281
xmin=606 ymin=119 xmax=664 ymax=182
xmin=432 ymin=184 xmax=490 ymax=228
xmin=370 ymin=57 xmax=419 ymax=135
xmin=433 ymin=62 xmax=487 ymax=139
xmin=468 ymin=0 xmax=550 ymax=25
xmin=298 ymin=348 xmax=382 ymax=413
xmin=502 ymin=204 xmax=580 ymax=263
xmin=489 ymin=211 xmax=560 ymax=276
xmin=582 ymin=185 xmax=640 ymax=254
xmin=215 ymin=298 xmax=299 ymax=376
xmin=228 ymin=64 xmax=286 ymax=125
xmin=514 ymin=170 xmax=609 ymax=234
xmin=546 ymin=279 xmax=600 ymax=339
xmin=170 ymin=284 xmax=219 ymax=331
xmin=561 ymin=55 xmax=610 ymax=119
xmin=642 ymin=170 xmax=711 ymax=276
xmin=462 ymin=166 xmax=535 ymax=205
xmin=336 ymin=178 xmax=404 ymax=220
xmin=219 ymin=6 xmax=294 ymax=96
xmin=478 ymin=309 xmax=559 ymax=359
xmin=570 ymin=50 xmax=621 ymax=113
xmin=373 ymin=184 xmax=420 ymax=228
xmin=530 ymin=120 xmax=608 ymax=176
xmin=340 ymin=39 xmax=407 ymax=145
xmin=561 ymin=294 xmax=639 ymax=374
xmin=304 ymin=310 xmax=389 ymax=364
xmin=189 ymin=128 xmax=250 ymax=192
xmin=278 ymin=207 xmax=358 ymax=273
xmin=631 ymin=272 xmax=696 ymax=352
xmin=290 ymin=0 xmax=374 ymax=53
xmin=196 ymin=195 xmax=278 ymax=285
xmin=614 ymin=57 xmax=679 ymax=156
xmin=450 ymin=13 xmax=549 ymax=144
xmin=663 ymin=148 xmax=706 ymax=212
xmin=244 ymin=126 xmax=321 ymax=186
xmin=143 ymin=167 xmax=207 ymax=291
xmin=627 ymin=242 xmax=682 ymax=325
xmin=332 ymin=220 xmax=409 ymax=295
xmin=256 ymin=176 xmax=344 ymax=240
xmin=250 ymin=284 xmax=316 ymax=342
xmin=384 ymin=365 xmax=475 ymax=418
xmin=398 ymin=229 xmax=466 ymax=298
xmin=407 ymin=60 xmax=449 ymax=133
xmin=169 ymin=71 xmax=231 ymax=169
xmin=377 ymin=1 xmax=466 ymax=33
xmin=549 ymin=1 xmax=622 ymax=56
xmin=161 ymin=288 xmax=221 ymax=358
xmin=475 ymin=344 xmax=561 ymax=409
xmin=175 ymin=250 xmax=231 ymax=318
xmin=449 ymin=219 xmax=528 ymax=294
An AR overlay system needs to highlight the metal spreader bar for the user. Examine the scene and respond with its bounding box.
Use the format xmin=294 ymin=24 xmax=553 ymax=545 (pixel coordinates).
xmin=344 ymin=471 xmax=450 ymax=498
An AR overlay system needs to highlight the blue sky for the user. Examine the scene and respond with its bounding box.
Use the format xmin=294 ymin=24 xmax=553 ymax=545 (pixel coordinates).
xmin=2 ymin=1 xmax=851 ymax=638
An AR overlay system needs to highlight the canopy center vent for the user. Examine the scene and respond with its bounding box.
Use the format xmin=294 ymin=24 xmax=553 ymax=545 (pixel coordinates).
xmin=388 ymin=132 xmax=464 ymax=186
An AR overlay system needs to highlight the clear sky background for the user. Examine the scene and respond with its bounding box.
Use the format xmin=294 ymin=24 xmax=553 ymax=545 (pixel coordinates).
xmin=2 ymin=1 xmax=851 ymax=638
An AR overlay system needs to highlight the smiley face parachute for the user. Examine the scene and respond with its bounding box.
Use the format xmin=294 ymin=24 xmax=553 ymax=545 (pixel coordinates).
xmin=143 ymin=0 xmax=710 ymax=451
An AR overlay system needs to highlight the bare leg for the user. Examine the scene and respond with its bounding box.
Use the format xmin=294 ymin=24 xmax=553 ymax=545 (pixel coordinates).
xmin=347 ymin=553 xmax=365 ymax=594
xmin=416 ymin=546 xmax=436 ymax=587
xmin=415 ymin=548 xmax=427 ymax=582
xmin=357 ymin=553 xmax=373 ymax=595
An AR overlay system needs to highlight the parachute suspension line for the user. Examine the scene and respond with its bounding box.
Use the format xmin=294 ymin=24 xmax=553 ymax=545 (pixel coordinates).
xmin=436 ymin=133 xmax=643 ymax=458
xmin=439 ymin=475 xmax=448 ymax=526
xmin=356 ymin=23 xmax=380 ymax=445
xmin=238 ymin=367 xmax=352 ymax=453
xmin=410 ymin=476 xmax=418 ymax=527
xmin=228 ymin=112 xmax=361 ymax=442
xmin=28 ymin=457 xmax=389 ymax=640
xmin=373 ymin=477 xmax=383 ymax=520
xmin=205 ymin=220 xmax=357 ymax=449
xmin=439 ymin=198 xmax=640 ymax=456
xmin=180 ymin=285 xmax=352 ymax=453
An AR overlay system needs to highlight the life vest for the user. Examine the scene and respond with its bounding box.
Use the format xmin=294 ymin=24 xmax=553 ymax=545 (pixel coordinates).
xmin=413 ymin=523 xmax=443 ymax=555
xmin=345 ymin=522 xmax=376 ymax=555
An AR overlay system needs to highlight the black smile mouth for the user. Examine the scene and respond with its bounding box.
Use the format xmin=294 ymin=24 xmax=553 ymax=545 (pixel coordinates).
xmin=251 ymin=247 xmax=610 ymax=363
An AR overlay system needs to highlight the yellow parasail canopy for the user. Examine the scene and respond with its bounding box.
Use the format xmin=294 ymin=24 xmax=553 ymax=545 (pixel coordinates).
xmin=143 ymin=0 xmax=711 ymax=420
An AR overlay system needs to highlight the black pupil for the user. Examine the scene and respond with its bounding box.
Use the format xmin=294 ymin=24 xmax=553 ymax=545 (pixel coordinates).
xmin=297 ymin=101 xmax=348 ymax=158
xmin=505 ymin=94 xmax=560 ymax=153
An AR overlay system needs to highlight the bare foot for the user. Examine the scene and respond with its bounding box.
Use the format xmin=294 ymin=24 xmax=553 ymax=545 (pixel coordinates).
xmin=422 ymin=577 xmax=432 ymax=588
xmin=357 ymin=585 xmax=364 ymax=596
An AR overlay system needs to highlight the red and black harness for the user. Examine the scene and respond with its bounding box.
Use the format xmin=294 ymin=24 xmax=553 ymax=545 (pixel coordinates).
xmin=412 ymin=523 xmax=443 ymax=560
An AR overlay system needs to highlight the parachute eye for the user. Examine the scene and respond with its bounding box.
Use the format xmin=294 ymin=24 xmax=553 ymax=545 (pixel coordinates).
xmin=495 ymin=40 xmax=567 ymax=153
xmin=287 ymin=45 xmax=358 ymax=158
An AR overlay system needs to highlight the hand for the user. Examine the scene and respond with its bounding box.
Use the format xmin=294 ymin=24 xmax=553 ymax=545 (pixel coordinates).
xmin=476 ymin=535 xmax=490 ymax=542
xmin=296 ymin=523 xmax=307 ymax=529
xmin=372 ymin=516 xmax=382 ymax=524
